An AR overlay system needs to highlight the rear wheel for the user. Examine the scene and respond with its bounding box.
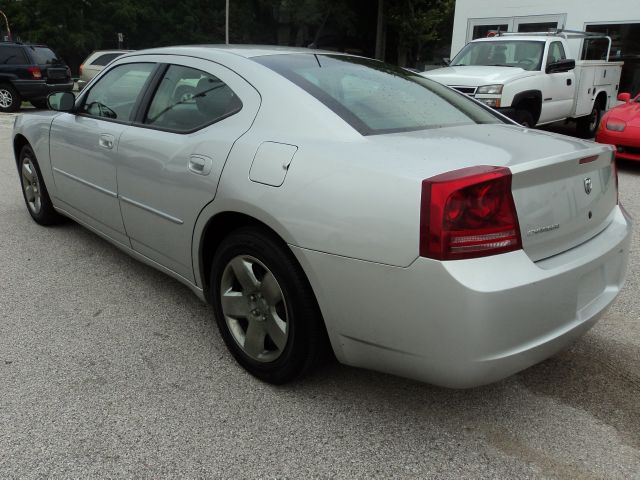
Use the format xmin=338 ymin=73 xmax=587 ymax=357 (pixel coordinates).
xmin=577 ymin=100 xmax=603 ymax=138
xmin=18 ymin=145 xmax=63 ymax=225
xmin=0 ymin=84 xmax=20 ymax=112
xmin=210 ymin=227 xmax=326 ymax=384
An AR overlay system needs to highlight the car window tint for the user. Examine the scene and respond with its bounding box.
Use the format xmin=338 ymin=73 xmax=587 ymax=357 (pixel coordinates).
xmin=144 ymin=65 xmax=242 ymax=132
xmin=91 ymin=53 xmax=124 ymax=66
xmin=255 ymin=54 xmax=502 ymax=135
xmin=81 ymin=63 xmax=155 ymax=121
xmin=0 ymin=47 xmax=28 ymax=65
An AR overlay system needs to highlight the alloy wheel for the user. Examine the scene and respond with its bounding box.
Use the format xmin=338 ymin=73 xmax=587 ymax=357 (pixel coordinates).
xmin=0 ymin=88 xmax=13 ymax=108
xmin=21 ymin=156 xmax=42 ymax=214
xmin=220 ymin=255 xmax=289 ymax=362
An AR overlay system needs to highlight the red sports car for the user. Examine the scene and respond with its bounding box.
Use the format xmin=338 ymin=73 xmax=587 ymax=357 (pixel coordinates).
xmin=596 ymin=92 xmax=640 ymax=161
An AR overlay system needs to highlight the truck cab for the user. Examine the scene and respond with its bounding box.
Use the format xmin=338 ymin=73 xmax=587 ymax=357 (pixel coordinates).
xmin=423 ymin=31 xmax=623 ymax=137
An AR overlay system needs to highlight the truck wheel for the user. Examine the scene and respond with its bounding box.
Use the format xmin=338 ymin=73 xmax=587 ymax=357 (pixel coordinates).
xmin=577 ymin=101 xmax=603 ymax=138
xmin=514 ymin=110 xmax=534 ymax=128
xmin=0 ymin=84 xmax=20 ymax=112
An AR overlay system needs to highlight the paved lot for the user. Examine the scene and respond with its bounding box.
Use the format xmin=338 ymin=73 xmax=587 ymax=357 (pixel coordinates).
xmin=1 ymin=112 xmax=639 ymax=479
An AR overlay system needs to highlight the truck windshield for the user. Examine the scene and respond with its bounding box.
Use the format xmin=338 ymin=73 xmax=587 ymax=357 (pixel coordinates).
xmin=451 ymin=41 xmax=545 ymax=71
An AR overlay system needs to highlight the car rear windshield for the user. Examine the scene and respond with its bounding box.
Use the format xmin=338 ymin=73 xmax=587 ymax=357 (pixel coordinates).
xmin=27 ymin=46 xmax=63 ymax=65
xmin=253 ymin=54 xmax=504 ymax=135
xmin=91 ymin=53 xmax=125 ymax=66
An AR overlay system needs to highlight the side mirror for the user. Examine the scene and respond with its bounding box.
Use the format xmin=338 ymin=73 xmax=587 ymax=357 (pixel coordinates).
xmin=442 ymin=57 xmax=451 ymax=66
xmin=546 ymin=59 xmax=576 ymax=74
xmin=617 ymin=92 xmax=631 ymax=102
xmin=47 ymin=92 xmax=75 ymax=112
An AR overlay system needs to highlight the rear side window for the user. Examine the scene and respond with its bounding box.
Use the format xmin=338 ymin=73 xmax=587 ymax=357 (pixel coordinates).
xmin=0 ymin=47 xmax=28 ymax=65
xmin=80 ymin=63 xmax=155 ymax=121
xmin=254 ymin=54 xmax=503 ymax=135
xmin=144 ymin=64 xmax=242 ymax=132
xmin=28 ymin=46 xmax=63 ymax=65
xmin=91 ymin=53 xmax=124 ymax=66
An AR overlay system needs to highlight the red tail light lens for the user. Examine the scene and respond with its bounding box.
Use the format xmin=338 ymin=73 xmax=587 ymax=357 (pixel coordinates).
xmin=79 ymin=64 xmax=84 ymax=76
xmin=27 ymin=67 xmax=42 ymax=80
xmin=420 ymin=166 xmax=522 ymax=260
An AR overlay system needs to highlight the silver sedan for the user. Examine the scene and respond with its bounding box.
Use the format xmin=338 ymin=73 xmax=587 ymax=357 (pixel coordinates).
xmin=12 ymin=46 xmax=631 ymax=388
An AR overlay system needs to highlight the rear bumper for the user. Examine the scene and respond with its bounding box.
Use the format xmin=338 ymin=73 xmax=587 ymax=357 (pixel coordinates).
xmin=12 ymin=80 xmax=74 ymax=100
xmin=292 ymin=206 xmax=631 ymax=388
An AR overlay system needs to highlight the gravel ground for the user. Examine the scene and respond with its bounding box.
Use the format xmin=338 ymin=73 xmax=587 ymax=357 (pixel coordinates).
xmin=1 ymin=112 xmax=639 ymax=479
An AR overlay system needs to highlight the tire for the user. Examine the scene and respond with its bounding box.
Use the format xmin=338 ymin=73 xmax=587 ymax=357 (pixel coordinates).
xmin=0 ymin=83 xmax=21 ymax=112
xmin=18 ymin=145 xmax=63 ymax=225
xmin=577 ymin=101 xmax=603 ymax=138
xmin=210 ymin=226 xmax=327 ymax=384
xmin=30 ymin=99 xmax=49 ymax=110
xmin=514 ymin=109 xmax=535 ymax=128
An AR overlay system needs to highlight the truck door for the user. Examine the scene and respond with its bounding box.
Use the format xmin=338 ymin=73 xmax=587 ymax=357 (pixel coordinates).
xmin=539 ymin=41 xmax=575 ymax=123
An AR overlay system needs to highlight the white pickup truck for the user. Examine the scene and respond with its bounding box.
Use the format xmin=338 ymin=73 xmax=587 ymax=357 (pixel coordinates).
xmin=423 ymin=31 xmax=623 ymax=137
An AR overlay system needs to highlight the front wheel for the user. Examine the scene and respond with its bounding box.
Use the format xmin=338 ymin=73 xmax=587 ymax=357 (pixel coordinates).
xmin=18 ymin=145 xmax=63 ymax=225
xmin=514 ymin=110 xmax=534 ymax=128
xmin=210 ymin=227 xmax=327 ymax=384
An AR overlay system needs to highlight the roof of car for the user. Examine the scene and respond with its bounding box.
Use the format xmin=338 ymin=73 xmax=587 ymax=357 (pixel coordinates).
xmin=128 ymin=44 xmax=344 ymax=59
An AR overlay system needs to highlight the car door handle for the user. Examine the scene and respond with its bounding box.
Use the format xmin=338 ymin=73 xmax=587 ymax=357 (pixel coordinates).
xmin=99 ymin=134 xmax=115 ymax=150
xmin=188 ymin=154 xmax=213 ymax=175
xmin=567 ymin=79 xmax=572 ymax=86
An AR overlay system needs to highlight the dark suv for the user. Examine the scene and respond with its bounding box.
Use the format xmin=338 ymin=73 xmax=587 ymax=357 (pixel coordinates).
xmin=0 ymin=42 xmax=73 ymax=112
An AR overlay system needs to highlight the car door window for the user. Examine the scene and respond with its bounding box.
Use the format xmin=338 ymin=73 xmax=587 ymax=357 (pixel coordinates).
xmin=80 ymin=63 xmax=155 ymax=121
xmin=548 ymin=42 xmax=566 ymax=65
xmin=144 ymin=65 xmax=242 ymax=132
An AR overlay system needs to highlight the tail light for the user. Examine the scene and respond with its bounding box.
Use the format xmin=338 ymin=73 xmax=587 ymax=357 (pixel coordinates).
xmin=420 ymin=166 xmax=522 ymax=260
xmin=79 ymin=64 xmax=84 ymax=76
xmin=27 ymin=67 xmax=42 ymax=80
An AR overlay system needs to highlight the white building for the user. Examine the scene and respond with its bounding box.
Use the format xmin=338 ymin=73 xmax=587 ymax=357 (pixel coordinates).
xmin=450 ymin=0 xmax=640 ymax=94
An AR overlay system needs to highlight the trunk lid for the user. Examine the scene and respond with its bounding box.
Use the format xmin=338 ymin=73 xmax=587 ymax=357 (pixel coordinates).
xmin=509 ymin=148 xmax=617 ymax=262
xmin=363 ymin=124 xmax=617 ymax=262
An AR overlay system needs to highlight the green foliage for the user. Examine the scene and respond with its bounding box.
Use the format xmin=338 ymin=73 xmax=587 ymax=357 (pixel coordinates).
xmin=0 ymin=0 xmax=454 ymax=71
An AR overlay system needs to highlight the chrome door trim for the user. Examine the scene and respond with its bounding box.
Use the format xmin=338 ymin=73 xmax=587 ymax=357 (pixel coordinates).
xmin=52 ymin=167 xmax=118 ymax=198
xmin=119 ymin=195 xmax=184 ymax=225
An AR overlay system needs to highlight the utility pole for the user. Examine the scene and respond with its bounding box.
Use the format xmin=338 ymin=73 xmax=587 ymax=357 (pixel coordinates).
xmin=0 ymin=10 xmax=12 ymax=42
xmin=375 ymin=0 xmax=384 ymax=60
xmin=225 ymin=0 xmax=230 ymax=44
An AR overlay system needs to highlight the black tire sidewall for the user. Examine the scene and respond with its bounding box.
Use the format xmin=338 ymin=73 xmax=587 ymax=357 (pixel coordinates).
xmin=18 ymin=145 xmax=61 ymax=225
xmin=210 ymin=227 xmax=323 ymax=384
xmin=578 ymin=102 xmax=603 ymax=138
xmin=0 ymin=84 xmax=20 ymax=112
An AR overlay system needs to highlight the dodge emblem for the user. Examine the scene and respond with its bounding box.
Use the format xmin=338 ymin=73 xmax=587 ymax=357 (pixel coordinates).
xmin=584 ymin=177 xmax=592 ymax=195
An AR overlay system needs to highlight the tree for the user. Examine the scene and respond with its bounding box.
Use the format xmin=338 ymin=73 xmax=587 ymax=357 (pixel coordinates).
xmin=387 ymin=0 xmax=455 ymax=66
